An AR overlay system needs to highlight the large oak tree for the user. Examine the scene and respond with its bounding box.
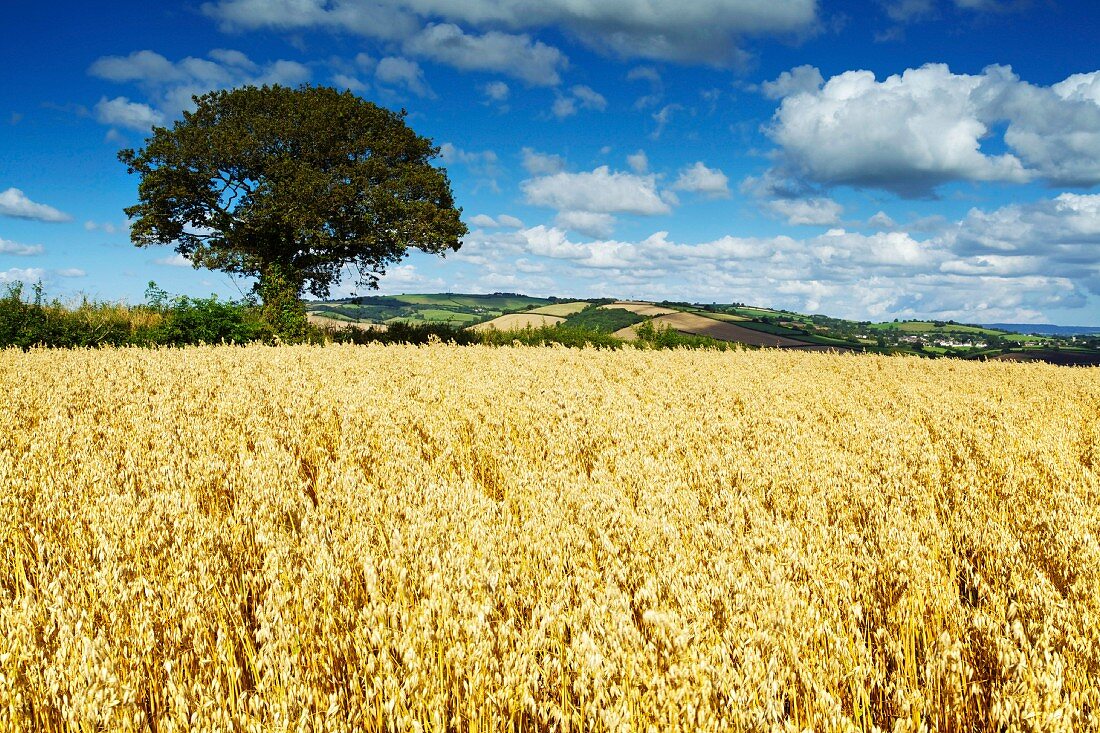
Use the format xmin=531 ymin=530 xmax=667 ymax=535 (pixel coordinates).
xmin=120 ymin=84 xmax=467 ymax=338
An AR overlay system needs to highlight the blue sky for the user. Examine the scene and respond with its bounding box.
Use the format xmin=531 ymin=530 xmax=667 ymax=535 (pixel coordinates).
xmin=3 ymin=0 xmax=1100 ymax=323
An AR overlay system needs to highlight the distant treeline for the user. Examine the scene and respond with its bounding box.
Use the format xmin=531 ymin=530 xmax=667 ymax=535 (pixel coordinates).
xmin=0 ymin=282 xmax=737 ymax=351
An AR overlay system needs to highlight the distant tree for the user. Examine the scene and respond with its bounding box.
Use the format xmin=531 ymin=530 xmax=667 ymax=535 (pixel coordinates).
xmin=119 ymin=84 xmax=467 ymax=339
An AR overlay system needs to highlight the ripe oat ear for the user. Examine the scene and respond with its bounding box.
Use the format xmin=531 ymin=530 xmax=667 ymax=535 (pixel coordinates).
xmin=3 ymin=344 xmax=1094 ymax=729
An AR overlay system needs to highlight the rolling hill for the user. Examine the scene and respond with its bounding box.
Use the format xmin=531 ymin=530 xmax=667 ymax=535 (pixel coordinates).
xmin=305 ymin=293 xmax=1100 ymax=364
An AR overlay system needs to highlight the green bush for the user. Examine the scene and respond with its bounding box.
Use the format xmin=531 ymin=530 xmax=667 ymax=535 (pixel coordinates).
xmin=0 ymin=282 xmax=142 ymax=348
xmin=561 ymin=307 xmax=644 ymax=333
xmin=633 ymin=319 xmax=735 ymax=350
xmin=315 ymin=320 xmax=480 ymax=346
xmin=0 ymin=280 xmax=271 ymax=349
xmin=146 ymin=283 xmax=271 ymax=345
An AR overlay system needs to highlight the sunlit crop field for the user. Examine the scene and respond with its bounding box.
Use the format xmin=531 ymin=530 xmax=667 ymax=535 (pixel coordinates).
xmin=2 ymin=344 xmax=1098 ymax=732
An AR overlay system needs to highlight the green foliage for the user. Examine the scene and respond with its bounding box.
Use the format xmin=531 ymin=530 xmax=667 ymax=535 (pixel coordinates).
xmin=633 ymin=319 xmax=735 ymax=350
xmin=0 ymin=281 xmax=270 ymax=349
xmin=145 ymin=284 xmax=271 ymax=346
xmin=733 ymin=320 xmax=807 ymax=337
xmin=562 ymin=307 xmax=644 ymax=332
xmin=256 ymin=263 xmax=307 ymax=342
xmin=316 ymin=321 xmax=480 ymax=346
xmin=0 ymin=282 xmax=143 ymax=348
xmin=308 ymin=292 xmax=553 ymax=327
xmin=119 ymin=84 xmax=467 ymax=339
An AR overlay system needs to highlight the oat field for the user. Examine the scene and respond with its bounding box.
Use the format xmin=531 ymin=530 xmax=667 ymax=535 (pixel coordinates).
xmin=1 ymin=344 xmax=1098 ymax=732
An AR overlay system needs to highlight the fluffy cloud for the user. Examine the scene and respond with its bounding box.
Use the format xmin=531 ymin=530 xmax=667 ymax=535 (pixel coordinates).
xmin=767 ymin=64 xmax=1029 ymax=195
xmin=996 ymin=69 xmax=1100 ymax=186
xmin=88 ymin=49 xmax=311 ymax=122
xmin=94 ymin=96 xmax=165 ymax=130
xmin=156 ymin=253 xmax=193 ymax=267
xmin=0 ymin=237 xmax=44 ymax=256
xmin=482 ymin=81 xmax=510 ymax=102
xmin=439 ymin=143 xmax=500 ymax=178
xmin=758 ymin=64 xmax=823 ymax=99
xmin=740 ymin=170 xmax=842 ymax=226
xmin=766 ymin=63 xmax=1100 ymax=195
xmin=0 ymin=267 xmax=46 ymax=284
xmin=439 ymin=142 xmax=501 ymax=192
xmin=375 ymin=56 xmax=434 ymax=97
xmin=551 ymin=85 xmax=606 ymax=118
xmin=672 ymin=162 xmax=731 ymax=198
xmin=570 ymin=85 xmax=607 ymax=110
xmin=0 ymin=188 xmax=71 ymax=222
xmin=867 ymin=211 xmax=897 ymax=229
xmin=450 ymin=191 xmax=1100 ymax=321
xmin=468 ymin=213 xmax=526 ymax=229
xmin=202 ymin=0 xmax=820 ymax=66
xmin=944 ymin=194 xmax=1100 ymax=272
xmin=627 ymin=150 xmax=649 ymax=174
xmin=468 ymin=214 xmax=500 ymax=228
xmin=523 ymin=166 xmax=673 ymax=216
xmin=84 ymin=220 xmax=126 ymax=234
xmin=331 ymin=73 xmax=369 ymax=93
xmin=205 ymin=0 xmax=419 ymax=38
xmin=374 ymin=264 xmax=446 ymax=294
xmin=765 ymin=197 xmax=843 ymax=226
xmin=553 ymin=211 xmax=617 ymax=238
xmin=551 ymin=97 xmax=577 ymax=119
xmin=89 ymin=49 xmax=184 ymax=83
xmin=404 ymin=23 xmax=567 ymax=86
xmin=521 ymin=148 xmax=566 ymax=176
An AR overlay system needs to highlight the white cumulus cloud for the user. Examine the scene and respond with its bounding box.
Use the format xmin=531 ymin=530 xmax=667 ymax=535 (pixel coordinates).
xmin=482 ymin=81 xmax=510 ymax=102
xmin=522 ymin=166 xmax=673 ymax=216
xmin=156 ymin=253 xmax=193 ymax=267
xmin=0 ymin=237 xmax=44 ymax=256
xmin=554 ymin=211 xmax=617 ymax=238
xmin=767 ymin=64 xmax=1030 ymax=196
xmin=0 ymin=267 xmax=46 ymax=284
xmin=765 ymin=197 xmax=843 ymax=226
xmin=202 ymin=0 xmax=820 ymax=66
xmin=765 ymin=63 xmax=1100 ymax=195
xmin=375 ymin=56 xmax=435 ymax=97
xmin=404 ymin=23 xmax=567 ymax=86
xmin=468 ymin=214 xmax=500 ymax=228
xmin=0 ymin=188 xmax=71 ymax=222
xmin=452 ymin=189 xmax=1100 ymax=322
xmin=94 ymin=96 xmax=165 ymax=131
xmin=521 ymin=147 xmax=566 ymax=176
xmin=758 ymin=64 xmax=823 ymax=99
xmin=672 ymin=162 xmax=731 ymax=198
xmin=88 ymin=49 xmax=312 ymax=124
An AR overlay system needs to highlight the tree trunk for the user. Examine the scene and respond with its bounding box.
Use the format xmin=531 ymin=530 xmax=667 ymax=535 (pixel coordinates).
xmin=257 ymin=262 xmax=307 ymax=342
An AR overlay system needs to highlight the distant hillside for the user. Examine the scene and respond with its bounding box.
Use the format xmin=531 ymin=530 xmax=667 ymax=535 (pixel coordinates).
xmin=983 ymin=323 xmax=1100 ymax=336
xmin=304 ymin=292 xmax=1100 ymax=364
xmin=306 ymin=292 xmax=554 ymax=327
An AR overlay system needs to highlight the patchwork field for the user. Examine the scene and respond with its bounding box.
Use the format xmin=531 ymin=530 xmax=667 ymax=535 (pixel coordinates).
xmin=2 ymin=345 xmax=1098 ymax=731
xmin=600 ymin=301 xmax=681 ymax=317
xmin=307 ymin=314 xmax=387 ymax=331
xmin=528 ymin=302 xmax=590 ymax=317
xmin=616 ymin=310 xmax=814 ymax=348
xmin=467 ymin=313 xmax=565 ymax=330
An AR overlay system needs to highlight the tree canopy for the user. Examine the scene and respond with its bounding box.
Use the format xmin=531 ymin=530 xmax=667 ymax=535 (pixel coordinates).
xmin=119 ymin=84 xmax=467 ymax=337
